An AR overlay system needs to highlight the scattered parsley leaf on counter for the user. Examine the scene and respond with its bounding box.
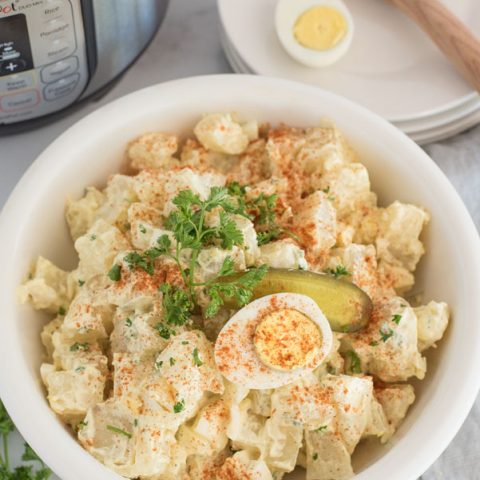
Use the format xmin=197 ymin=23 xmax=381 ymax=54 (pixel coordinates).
xmin=392 ymin=314 xmax=402 ymax=325
xmin=106 ymin=425 xmax=132 ymax=439
xmin=173 ymin=399 xmax=185 ymax=414
xmin=1 ymin=400 xmax=51 ymax=479
xmin=326 ymin=265 xmax=350 ymax=279
xmin=192 ymin=348 xmax=203 ymax=367
xmin=107 ymin=264 xmax=121 ymax=281
xmin=345 ymin=350 xmax=362 ymax=374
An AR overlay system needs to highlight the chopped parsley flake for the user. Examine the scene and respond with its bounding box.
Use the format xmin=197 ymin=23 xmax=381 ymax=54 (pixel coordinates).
xmin=107 ymin=264 xmax=121 ymax=281
xmin=314 ymin=425 xmax=327 ymax=433
xmin=75 ymin=366 xmax=86 ymax=373
xmin=139 ymin=224 xmax=147 ymax=234
xmin=70 ymin=342 xmax=89 ymax=352
xmin=90 ymin=234 xmax=97 ymax=241
xmin=192 ymin=347 xmax=203 ymax=367
xmin=77 ymin=420 xmax=88 ymax=430
xmin=134 ymin=419 xmax=138 ymax=427
xmin=106 ymin=424 xmax=132 ymax=439
xmin=169 ymin=357 xmax=176 ymax=366
xmin=326 ymin=265 xmax=350 ymax=279
xmin=173 ymin=399 xmax=185 ymax=414
xmin=380 ymin=325 xmax=394 ymax=342
xmin=345 ymin=350 xmax=362 ymax=374
xmin=125 ymin=318 xmax=133 ymax=327
xmin=182 ymin=341 xmax=189 ymax=345
xmin=392 ymin=314 xmax=402 ymax=325
xmin=312 ymin=452 xmax=319 ymax=461
xmin=78 ymin=279 xmax=85 ymax=287
xmin=58 ymin=306 xmax=66 ymax=316
xmin=155 ymin=360 xmax=163 ymax=370
xmin=155 ymin=323 xmax=176 ymax=340
xmin=369 ymin=340 xmax=379 ymax=347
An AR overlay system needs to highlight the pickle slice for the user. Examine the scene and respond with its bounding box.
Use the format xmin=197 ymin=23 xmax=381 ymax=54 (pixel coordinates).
xmin=223 ymin=269 xmax=372 ymax=332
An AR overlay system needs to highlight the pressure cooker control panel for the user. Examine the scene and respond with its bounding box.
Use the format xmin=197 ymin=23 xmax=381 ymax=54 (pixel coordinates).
xmin=0 ymin=0 xmax=88 ymax=124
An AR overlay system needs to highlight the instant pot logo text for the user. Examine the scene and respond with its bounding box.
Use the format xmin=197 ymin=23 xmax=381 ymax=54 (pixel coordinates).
xmin=0 ymin=2 xmax=16 ymax=14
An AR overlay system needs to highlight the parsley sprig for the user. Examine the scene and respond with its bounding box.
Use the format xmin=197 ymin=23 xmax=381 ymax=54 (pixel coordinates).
xmin=0 ymin=400 xmax=51 ymax=479
xmin=111 ymin=187 xmax=268 ymax=336
xmin=227 ymin=182 xmax=292 ymax=246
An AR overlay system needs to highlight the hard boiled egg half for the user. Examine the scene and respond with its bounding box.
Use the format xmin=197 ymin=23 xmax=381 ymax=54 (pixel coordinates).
xmin=275 ymin=0 xmax=354 ymax=67
xmin=214 ymin=293 xmax=333 ymax=389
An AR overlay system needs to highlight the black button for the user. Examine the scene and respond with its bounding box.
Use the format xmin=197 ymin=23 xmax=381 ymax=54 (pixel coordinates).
xmin=0 ymin=59 xmax=27 ymax=75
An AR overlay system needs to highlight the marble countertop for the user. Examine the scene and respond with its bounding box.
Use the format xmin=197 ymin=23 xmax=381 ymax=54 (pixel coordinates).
xmin=1 ymin=0 xmax=479 ymax=479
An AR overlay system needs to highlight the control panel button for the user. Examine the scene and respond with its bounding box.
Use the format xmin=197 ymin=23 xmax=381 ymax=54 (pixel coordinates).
xmin=41 ymin=19 xmax=70 ymax=40
xmin=0 ymin=59 xmax=27 ymax=75
xmin=43 ymin=73 xmax=79 ymax=101
xmin=0 ymin=73 xmax=34 ymax=92
xmin=41 ymin=56 xmax=78 ymax=83
xmin=42 ymin=0 xmax=69 ymax=19
xmin=0 ymin=90 xmax=39 ymax=112
xmin=46 ymin=38 xmax=74 ymax=62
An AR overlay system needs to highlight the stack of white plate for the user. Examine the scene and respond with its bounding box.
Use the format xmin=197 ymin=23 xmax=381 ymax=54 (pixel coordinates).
xmin=218 ymin=0 xmax=480 ymax=144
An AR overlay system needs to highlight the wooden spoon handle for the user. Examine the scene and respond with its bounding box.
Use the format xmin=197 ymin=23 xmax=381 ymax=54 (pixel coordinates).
xmin=389 ymin=0 xmax=480 ymax=92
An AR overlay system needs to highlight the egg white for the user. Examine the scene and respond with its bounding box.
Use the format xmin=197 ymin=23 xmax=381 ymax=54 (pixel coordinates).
xmin=275 ymin=0 xmax=354 ymax=68
xmin=214 ymin=293 xmax=333 ymax=389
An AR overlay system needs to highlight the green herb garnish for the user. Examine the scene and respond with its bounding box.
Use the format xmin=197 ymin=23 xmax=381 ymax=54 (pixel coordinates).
xmin=125 ymin=318 xmax=133 ymax=327
xmin=107 ymin=264 xmax=121 ymax=281
xmin=192 ymin=348 xmax=203 ymax=367
xmin=173 ymin=399 xmax=185 ymax=414
xmin=392 ymin=314 xmax=402 ymax=325
xmin=345 ymin=350 xmax=362 ymax=374
xmin=314 ymin=425 xmax=327 ymax=433
xmin=169 ymin=357 xmax=176 ymax=366
xmin=70 ymin=342 xmax=89 ymax=352
xmin=380 ymin=325 xmax=394 ymax=342
xmin=326 ymin=265 xmax=350 ymax=279
xmin=58 ymin=306 xmax=66 ymax=316
xmin=106 ymin=425 xmax=132 ymax=439
xmin=78 ymin=279 xmax=85 ymax=287
xmin=312 ymin=453 xmax=319 ymax=461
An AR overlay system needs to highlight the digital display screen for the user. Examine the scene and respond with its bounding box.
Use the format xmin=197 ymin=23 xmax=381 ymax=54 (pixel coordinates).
xmin=0 ymin=14 xmax=34 ymax=77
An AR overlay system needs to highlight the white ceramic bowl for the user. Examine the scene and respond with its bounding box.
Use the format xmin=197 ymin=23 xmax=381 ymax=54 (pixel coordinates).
xmin=0 ymin=75 xmax=479 ymax=480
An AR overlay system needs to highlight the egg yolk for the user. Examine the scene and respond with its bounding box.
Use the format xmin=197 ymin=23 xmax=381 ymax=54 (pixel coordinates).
xmin=293 ymin=6 xmax=347 ymax=51
xmin=254 ymin=308 xmax=322 ymax=372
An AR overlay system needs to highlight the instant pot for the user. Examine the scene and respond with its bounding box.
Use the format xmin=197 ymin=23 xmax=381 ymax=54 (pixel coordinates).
xmin=0 ymin=0 xmax=168 ymax=133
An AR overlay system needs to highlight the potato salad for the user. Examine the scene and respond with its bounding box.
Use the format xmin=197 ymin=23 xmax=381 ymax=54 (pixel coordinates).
xmin=18 ymin=113 xmax=449 ymax=480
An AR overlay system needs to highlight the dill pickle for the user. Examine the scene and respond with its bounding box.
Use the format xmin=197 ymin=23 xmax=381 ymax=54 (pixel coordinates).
xmin=223 ymin=269 xmax=372 ymax=332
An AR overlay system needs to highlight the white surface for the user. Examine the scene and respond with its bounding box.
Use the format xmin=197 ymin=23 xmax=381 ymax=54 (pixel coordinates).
xmin=1 ymin=74 xmax=480 ymax=480
xmin=219 ymin=21 xmax=480 ymax=144
xmin=0 ymin=1 xmax=479 ymax=479
xmin=218 ymin=0 xmax=480 ymax=120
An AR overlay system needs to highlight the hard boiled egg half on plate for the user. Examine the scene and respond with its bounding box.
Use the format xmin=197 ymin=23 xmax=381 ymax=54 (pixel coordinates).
xmin=275 ymin=0 xmax=354 ymax=67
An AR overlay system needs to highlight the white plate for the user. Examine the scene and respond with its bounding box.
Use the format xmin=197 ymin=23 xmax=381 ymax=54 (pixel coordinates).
xmin=218 ymin=0 xmax=480 ymax=121
xmin=220 ymin=28 xmax=480 ymax=144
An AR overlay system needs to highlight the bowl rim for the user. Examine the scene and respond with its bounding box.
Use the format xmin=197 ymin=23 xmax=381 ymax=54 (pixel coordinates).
xmin=1 ymin=74 xmax=479 ymax=480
